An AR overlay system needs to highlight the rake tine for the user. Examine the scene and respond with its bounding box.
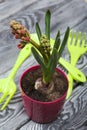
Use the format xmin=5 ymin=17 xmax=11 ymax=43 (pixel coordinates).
xmin=0 ymin=94 xmax=7 ymax=103
xmin=81 ymin=32 xmax=86 ymax=47
xmin=1 ymin=94 xmax=13 ymax=110
xmin=77 ymin=32 xmax=82 ymax=46
xmin=72 ymin=31 xmax=77 ymax=45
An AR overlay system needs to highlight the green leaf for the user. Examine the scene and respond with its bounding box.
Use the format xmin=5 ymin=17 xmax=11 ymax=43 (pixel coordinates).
xmin=57 ymin=27 xmax=70 ymax=61
xmin=53 ymin=30 xmax=60 ymax=50
xmin=48 ymin=48 xmax=58 ymax=72
xmin=35 ymin=22 xmax=42 ymax=42
xmin=44 ymin=48 xmax=58 ymax=83
xmin=31 ymin=47 xmax=46 ymax=71
xmin=45 ymin=10 xmax=51 ymax=40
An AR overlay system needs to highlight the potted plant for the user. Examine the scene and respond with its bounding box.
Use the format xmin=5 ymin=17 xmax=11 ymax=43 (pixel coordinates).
xmin=10 ymin=10 xmax=70 ymax=123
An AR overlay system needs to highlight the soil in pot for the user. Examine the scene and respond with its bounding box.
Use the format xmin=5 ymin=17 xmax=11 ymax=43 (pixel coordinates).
xmin=21 ymin=67 xmax=68 ymax=102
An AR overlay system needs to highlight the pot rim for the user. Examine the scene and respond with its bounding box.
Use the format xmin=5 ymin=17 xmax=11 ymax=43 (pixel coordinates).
xmin=20 ymin=64 xmax=68 ymax=104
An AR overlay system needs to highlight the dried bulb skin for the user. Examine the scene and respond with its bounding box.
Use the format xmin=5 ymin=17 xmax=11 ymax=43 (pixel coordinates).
xmin=34 ymin=77 xmax=54 ymax=95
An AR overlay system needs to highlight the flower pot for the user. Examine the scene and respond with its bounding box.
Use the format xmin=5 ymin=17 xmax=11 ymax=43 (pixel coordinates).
xmin=20 ymin=65 xmax=68 ymax=123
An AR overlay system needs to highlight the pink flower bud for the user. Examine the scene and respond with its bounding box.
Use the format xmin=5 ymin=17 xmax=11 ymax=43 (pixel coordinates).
xmin=15 ymin=34 xmax=20 ymax=39
xmin=21 ymin=29 xmax=26 ymax=35
xmin=17 ymin=43 xmax=25 ymax=49
xmin=25 ymin=37 xmax=30 ymax=41
xmin=21 ymin=36 xmax=26 ymax=41
xmin=10 ymin=20 xmax=17 ymax=27
xmin=17 ymin=30 xmax=21 ymax=34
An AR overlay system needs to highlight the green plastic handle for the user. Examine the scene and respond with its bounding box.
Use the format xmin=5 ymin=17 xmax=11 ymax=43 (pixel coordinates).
xmin=59 ymin=57 xmax=86 ymax=82
xmin=8 ymin=44 xmax=31 ymax=79
xmin=66 ymin=73 xmax=73 ymax=99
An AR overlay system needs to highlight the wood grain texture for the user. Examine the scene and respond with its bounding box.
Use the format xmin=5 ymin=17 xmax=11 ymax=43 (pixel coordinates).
xmin=0 ymin=0 xmax=87 ymax=129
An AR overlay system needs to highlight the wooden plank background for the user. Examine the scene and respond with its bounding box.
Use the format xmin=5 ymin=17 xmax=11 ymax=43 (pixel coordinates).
xmin=0 ymin=0 xmax=87 ymax=129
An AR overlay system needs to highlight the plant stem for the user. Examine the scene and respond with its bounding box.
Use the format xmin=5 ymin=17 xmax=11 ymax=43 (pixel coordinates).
xmin=30 ymin=39 xmax=40 ymax=51
xmin=30 ymin=38 xmax=48 ymax=64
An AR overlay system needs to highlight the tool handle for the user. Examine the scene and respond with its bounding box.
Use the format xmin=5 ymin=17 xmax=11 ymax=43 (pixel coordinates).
xmin=59 ymin=57 xmax=86 ymax=82
xmin=9 ymin=44 xmax=31 ymax=79
xmin=66 ymin=73 xmax=73 ymax=99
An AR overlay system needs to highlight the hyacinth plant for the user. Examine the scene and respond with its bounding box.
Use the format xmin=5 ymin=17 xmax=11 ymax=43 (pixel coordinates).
xmin=10 ymin=10 xmax=70 ymax=94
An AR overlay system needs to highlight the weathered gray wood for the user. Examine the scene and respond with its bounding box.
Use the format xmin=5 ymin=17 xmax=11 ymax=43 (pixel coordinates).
xmin=0 ymin=0 xmax=87 ymax=129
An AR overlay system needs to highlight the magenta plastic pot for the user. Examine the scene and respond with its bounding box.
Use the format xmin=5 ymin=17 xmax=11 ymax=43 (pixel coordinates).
xmin=20 ymin=65 xmax=68 ymax=124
